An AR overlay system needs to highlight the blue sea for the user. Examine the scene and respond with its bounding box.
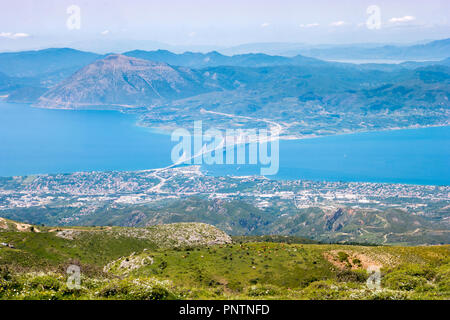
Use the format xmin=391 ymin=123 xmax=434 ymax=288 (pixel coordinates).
xmin=0 ymin=102 xmax=449 ymax=185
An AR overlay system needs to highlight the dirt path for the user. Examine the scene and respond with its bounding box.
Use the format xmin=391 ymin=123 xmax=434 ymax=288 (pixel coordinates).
xmin=144 ymin=109 xmax=285 ymax=193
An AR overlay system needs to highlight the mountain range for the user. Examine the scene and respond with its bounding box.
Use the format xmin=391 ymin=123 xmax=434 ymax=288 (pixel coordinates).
xmin=292 ymin=38 xmax=450 ymax=61
xmin=0 ymin=48 xmax=101 ymax=78
xmin=33 ymin=53 xmax=450 ymax=120
xmin=0 ymin=41 xmax=448 ymax=136
xmin=123 ymin=49 xmax=327 ymax=68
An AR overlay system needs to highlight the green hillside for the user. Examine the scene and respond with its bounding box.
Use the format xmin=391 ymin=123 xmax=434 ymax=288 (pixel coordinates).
xmin=0 ymin=218 xmax=448 ymax=300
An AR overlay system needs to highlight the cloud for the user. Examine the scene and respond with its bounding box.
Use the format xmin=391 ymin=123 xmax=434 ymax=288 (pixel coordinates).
xmin=330 ymin=21 xmax=346 ymax=27
xmin=188 ymin=31 xmax=196 ymax=37
xmin=261 ymin=22 xmax=270 ymax=28
xmin=12 ymin=33 xmax=29 ymax=38
xmin=0 ymin=32 xmax=30 ymax=39
xmin=100 ymin=30 xmax=110 ymax=35
xmin=299 ymin=23 xmax=319 ymax=28
xmin=389 ymin=16 xmax=416 ymax=23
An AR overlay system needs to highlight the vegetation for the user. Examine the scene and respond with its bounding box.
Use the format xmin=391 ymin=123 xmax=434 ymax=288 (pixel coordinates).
xmin=0 ymin=218 xmax=448 ymax=300
xmin=2 ymin=195 xmax=448 ymax=246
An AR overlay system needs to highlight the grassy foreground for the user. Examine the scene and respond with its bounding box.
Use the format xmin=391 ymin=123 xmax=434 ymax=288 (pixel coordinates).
xmin=0 ymin=218 xmax=448 ymax=300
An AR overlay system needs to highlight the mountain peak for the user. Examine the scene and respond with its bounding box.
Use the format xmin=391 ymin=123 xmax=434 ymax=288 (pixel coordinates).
xmin=93 ymin=54 xmax=168 ymax=68
xmin=38 ymin=54 xmax=208 ymax=108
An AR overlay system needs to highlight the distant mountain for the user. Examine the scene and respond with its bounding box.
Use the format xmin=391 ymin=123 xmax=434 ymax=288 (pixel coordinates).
xmin=124 ymin=50 xmax=228 ymax=68
xmin=219 ymin=42 xmax=309 ymax=56
xmin=0 ymin=71 xmax=40 ymax=96
xmin=399 ymin=57 xmax=450 ymax=69
xmin=38 ymin=54 xmax=214 ymax=108
xmin=295 ymin=38 xmax=450 ymax=61
xmin=0 ymin=48 xmax=102 ymax=78
xmin=0 ymin=45 xmax=444 ymax=138
xmin=6 ymin=86 xmax=48 ymax=103
xmin=197 ymin=63 xmax=450 ymax=115
xmin=358 ymin=65 xmax=450 ymax=111
xmin=0 ymin=71 xmax=13 ymax=92
xmin=35 ymin=55 xmax=376 ymax=109
xmin=124 ymin=50 xmax=327 ymax=68
xmin=35 ymin=51 xmax=450 ymax=121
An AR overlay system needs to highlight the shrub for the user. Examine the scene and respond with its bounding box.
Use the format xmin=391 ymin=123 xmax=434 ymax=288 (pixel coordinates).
xmin=352 ymin=258 xmax=362 ymax=266
xmin=29 ymin=275 xmax=62 ymax=291
xmin=336 ymin=269 xmax=368 ymax=283
xmin=159 ymin=261 xmax=168 ymax=270
xmin=301 ymin=281 xmax=341 ymax=300
xmin=59 ymin=283 xmax=86 ymax=297
xmin=0 ymin=266 xmax=12 ymax=281
xmin=246 ymin=284 xmax=280 ymax=297
xmin=22 ymin=290 xmax=63 ymax=300
xmin=383 ymin=273 xmax=427 ymax=291
xmin=435 ymin=267 xmax=450 ymax=293
xmin=337 ymin=251 xmax=349 ymax=262
xmin=368 ymin=289 xmax=410 ymax=300
xmin=99 ymin=282 xmax=120 ymax=297
xmin=399 ymin=264 xmax=436 ymax=280
xmin=98 ymin=278 xmax=177 ymax=300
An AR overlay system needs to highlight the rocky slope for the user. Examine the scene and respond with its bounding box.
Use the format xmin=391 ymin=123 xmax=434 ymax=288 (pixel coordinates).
xmin=37 ymin=54 xmax=211 ymax=108
xmin=0 ymin=217 xmax=231 ymax=249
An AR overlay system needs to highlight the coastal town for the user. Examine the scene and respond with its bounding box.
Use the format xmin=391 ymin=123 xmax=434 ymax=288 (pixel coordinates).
xmin=1 ymin=166 xmax=448 ymax=219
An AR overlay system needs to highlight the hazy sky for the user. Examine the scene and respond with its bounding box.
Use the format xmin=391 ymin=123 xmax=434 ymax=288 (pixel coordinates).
xmin=1 ymin=0 xmax=449 ymax=52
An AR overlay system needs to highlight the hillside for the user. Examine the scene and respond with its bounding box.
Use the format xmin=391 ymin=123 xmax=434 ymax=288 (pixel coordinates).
xmin=37 ymin=54 xmax=213 ymax=108
xmin=1 ymin=169 xmax=448 ymax=246
xmin=0 ymin=218 xmax=448 ymax=300
xmin=0 ymin=48 xmax=104 ymax=101
xmin=0 ymin=48 xmax=101 ymax=78
xmin=138 ymin=63 xmax=449 ymax=137
xmin=0 ymin=217 xmax=231 ymax=253
xmin=0 ymin=71 xmax=14 ymax=93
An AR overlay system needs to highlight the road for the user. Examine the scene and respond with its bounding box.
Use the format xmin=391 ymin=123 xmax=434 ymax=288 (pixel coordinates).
xmin=147 ymin=109 xmax=285 ymax=193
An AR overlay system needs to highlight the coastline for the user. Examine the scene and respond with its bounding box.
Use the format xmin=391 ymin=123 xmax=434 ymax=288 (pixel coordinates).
xmin=21 ymin=99 xmax=450 ymax=143
xmin=135 ymin=115 xmax=450 ymax=143
xmin=1 ymin=101 xmax=449 ymax=186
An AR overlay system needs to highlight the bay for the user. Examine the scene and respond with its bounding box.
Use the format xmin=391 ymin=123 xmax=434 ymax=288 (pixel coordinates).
xmin=0 ymin=102 xmax=449 ymax=185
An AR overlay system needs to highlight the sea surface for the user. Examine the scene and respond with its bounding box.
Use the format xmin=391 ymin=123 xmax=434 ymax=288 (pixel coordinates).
xmin=1 ymin=102 xmax=449 ymax=185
